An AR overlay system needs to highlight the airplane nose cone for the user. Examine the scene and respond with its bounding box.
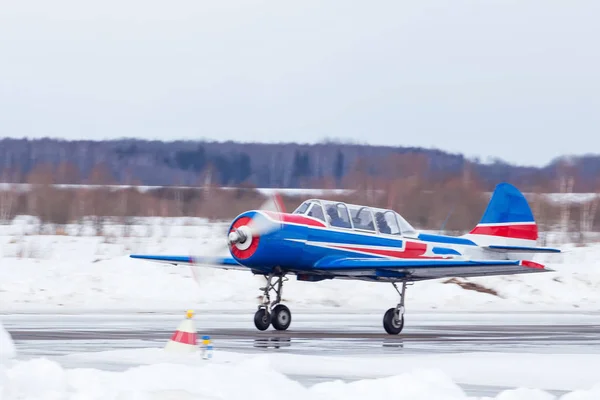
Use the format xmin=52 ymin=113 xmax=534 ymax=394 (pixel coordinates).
xmin=228 ymin=231 xmax=240 ymax=244
xmin=229 ymin=216 xmax=260 ymax=260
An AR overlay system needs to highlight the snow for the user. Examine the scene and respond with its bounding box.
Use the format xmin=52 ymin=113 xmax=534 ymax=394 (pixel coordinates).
xmin=2 ymin=350 xmax=600 ymax=399
xmin=1 ymin=217 xmax=600 ymax=312
xmin=0 ymin=321 xmax=16 ymax=360
xmin=3 ymin=217 xmax=600 ymax=398
xmin=62 ymin=347 xmax=600 ymax=393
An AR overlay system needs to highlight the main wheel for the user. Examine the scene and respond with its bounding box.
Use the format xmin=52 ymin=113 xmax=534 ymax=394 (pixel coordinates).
xmin=271 ymin=304 xmax=292 ymax=331
xmin=383 ymin=308 xmax=404 ymax=335
xmin=254 ymin=308 xmax=271 ymax=331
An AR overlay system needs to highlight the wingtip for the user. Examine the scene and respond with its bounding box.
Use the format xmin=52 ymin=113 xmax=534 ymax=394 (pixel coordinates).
xmin=520 ymin=260 xmax=555 ymax=272
xmin=520 ymin=260 xmax=546 ymax=270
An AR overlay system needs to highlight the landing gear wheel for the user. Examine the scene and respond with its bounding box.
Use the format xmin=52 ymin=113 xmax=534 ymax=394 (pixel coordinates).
xmin=254 ymin=308 xmax=271 ymax=331
xmin=253 ymin=272 xmax=288 ymax=332
xmin=383 ymin=308 xmax=404 ymax=335
xmin=271 ymin=304 xmax=292 ymax=331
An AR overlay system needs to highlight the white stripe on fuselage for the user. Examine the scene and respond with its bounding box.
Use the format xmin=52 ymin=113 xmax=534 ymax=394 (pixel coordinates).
xmin=474 ymin=222 xmax=535 ymax=227
xmin=285 ymin=239 xmax=415 ymax=259
xmin=462 ymin=234 xmax=537 ymax=247
xmin=284 ymin=238 xmax=466 ymax=260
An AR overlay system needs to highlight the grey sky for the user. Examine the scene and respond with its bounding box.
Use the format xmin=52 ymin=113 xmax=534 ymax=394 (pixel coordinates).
xmin=1 ymin=0 xmax=598 ymax=167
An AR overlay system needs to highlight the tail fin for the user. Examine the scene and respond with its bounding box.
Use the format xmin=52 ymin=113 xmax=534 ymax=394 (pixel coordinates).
xmin=467 ymin=183 xmax=538 ymax=245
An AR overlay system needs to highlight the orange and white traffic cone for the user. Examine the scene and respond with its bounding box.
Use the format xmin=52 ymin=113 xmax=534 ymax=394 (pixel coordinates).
xmin=165 ymin=310 xmax=198 ymax=353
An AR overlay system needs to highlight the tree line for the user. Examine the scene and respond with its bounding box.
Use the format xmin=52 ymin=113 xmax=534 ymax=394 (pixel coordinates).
xmin=1 ymin=168 xmax=598 ymax=242
xmin=2 ymin=138 xmax=600 ymax=191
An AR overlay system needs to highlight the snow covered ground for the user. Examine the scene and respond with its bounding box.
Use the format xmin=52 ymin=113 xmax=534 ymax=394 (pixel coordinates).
xmin=0 ymin=322 xmax=16 ymax=360
xmin=1 ymin=216 xmax=600 ymax=312
xmin=1 ymin=320 xmax=600 ymax=400
xmin=2 ymin=212 xmax=600 ymax=400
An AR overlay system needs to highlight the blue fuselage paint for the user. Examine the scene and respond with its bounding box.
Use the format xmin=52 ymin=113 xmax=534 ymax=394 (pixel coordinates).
xmin=228 ymin=211 xmax=481 ymax=275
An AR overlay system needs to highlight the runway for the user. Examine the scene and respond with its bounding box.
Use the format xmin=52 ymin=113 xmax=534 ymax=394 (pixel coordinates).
xmin=6 ymin=311 xmax=600 ymax=354
xmin=4 ymin=311 xmax=600 ymax=397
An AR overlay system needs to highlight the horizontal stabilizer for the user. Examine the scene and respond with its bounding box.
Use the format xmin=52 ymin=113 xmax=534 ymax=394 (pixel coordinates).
xmin=484 ymin=245 xmax=562 ymax=254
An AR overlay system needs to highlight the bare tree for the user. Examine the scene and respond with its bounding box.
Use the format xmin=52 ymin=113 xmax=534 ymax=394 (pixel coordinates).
xmin=559 ymin=176 xmax=575 ymax=241
xmin=55 ymin=161 xmax=81 ymax=184
xmin=0 ymin=186 xmax=17 ymax=224
xmin=86 ymin=163 xmax=115 ymax=236
xmin=115 ymin=169 xmax=142 ymax=237
xmin=25 ymin=163 xmax=57 ymax=233
xmin=580 ymin=196 xmax=599 ymax=241
xmin=0 ymin=169 xmax=18 ymax=223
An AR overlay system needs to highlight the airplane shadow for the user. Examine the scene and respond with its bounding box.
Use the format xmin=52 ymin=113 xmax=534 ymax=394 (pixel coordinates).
xmin=252 ymin=337 xmax=405 ymax=350
xmin=381 ymin=339 xmax=404 ymax=349
xmin=253 ymin=337 xmax=292 ymax=349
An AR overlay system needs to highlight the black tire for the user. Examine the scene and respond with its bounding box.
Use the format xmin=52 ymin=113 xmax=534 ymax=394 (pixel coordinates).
xmin=254 ymin=308 xmax=271 ymax=331
xmin=271 ymin=304 xmax=292 ymax=331
xmin=383 ymin=308 xmax=404 ymax=335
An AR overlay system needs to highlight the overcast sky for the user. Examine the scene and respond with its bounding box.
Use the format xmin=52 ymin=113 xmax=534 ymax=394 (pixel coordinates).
xmin=1 ymin=0 xmax=598 ymax=166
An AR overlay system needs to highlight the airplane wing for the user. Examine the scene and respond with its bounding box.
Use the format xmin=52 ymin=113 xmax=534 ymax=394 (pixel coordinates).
xmin=310 ymin=257 xmax=552 ymax=281
xmin=129 ymin=254 xmax=246 ymax=271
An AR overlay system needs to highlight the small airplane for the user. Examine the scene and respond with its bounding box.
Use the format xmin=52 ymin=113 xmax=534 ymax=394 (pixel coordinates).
xmin=131 ymin=183 xmax=560 ymax=335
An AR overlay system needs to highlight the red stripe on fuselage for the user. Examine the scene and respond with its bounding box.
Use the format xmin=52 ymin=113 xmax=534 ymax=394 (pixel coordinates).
xmin=264 ymin=211 xmax=327 ymax=227
xmin=469 ymin=224 xmax=537 ymax=241
xmin=330 ymin=241 xmax=431 ymax=258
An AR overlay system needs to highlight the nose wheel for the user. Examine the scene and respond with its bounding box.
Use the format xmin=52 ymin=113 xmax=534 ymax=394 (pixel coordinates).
xmin=383 ymin=281 xmax=407 ymax=335
xmin=253 ymin=273 xmax=292 ymax=331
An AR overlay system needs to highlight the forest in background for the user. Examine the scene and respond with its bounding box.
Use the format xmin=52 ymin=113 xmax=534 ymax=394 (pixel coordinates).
xmin=2 ymin=138 xmax=600 ymax=192
xmin=0 ymin=138 xmax=598 ymax=239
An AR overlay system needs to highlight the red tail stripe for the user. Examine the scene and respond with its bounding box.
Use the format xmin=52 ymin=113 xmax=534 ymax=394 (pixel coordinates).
xmin=470 ymin=224 xmax=537 ymax=241
xmin=170 ymin=330 xmax=197 ymax=345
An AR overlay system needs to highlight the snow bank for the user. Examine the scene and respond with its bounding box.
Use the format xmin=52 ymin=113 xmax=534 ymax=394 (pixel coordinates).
xmin=1 ymin=355 xmax=600 ymax=400
xmin=62 ymin=347 xmax=600 ymax=393
xmin=0 ymin=321 xmax=16 ymax=360
xmin=2 ymin=219 xmax=600 ymax=312
xmin=560 ymin=384 xmax=600 ymax=400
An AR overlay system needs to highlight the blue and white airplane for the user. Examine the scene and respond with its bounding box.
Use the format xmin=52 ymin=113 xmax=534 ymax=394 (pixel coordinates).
xmin=131 ymin=183 xmax=560 ymax=334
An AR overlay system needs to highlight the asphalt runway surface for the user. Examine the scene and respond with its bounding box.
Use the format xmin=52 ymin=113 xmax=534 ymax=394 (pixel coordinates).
xmin=4 ymin=311 xmax=600 ymax=397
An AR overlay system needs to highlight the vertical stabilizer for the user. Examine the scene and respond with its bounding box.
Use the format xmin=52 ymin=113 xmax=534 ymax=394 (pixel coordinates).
xmin=467 ymin=183 xmax=538 ymax=246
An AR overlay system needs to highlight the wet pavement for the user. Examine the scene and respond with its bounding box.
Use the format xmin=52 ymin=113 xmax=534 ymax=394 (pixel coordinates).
xmin=4 ymin=311 xmax=600 ymax=397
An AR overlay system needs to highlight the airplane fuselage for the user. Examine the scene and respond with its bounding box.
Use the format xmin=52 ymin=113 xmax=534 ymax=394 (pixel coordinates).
xmin=227 ymin=210 xmax=498 ymax=279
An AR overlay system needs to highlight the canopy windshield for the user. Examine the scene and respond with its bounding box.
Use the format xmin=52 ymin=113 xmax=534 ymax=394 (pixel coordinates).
xmin=292 ymin=199 xmax=417 ymax=236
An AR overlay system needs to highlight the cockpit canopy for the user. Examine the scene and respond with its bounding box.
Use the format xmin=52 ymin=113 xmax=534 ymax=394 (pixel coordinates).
xmin=292 ymin=199 xmax=418 ymax=237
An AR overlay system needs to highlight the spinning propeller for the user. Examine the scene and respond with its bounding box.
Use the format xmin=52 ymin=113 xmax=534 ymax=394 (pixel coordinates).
xmin=188 ymin=192 xmax=286 ymax=283
xmin=227 ymin=193 xmax=286 ymax=246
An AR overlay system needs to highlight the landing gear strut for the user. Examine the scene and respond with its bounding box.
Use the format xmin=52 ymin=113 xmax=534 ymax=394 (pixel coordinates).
xmin=383 ymin=281 xmax=407 ymax=335
xmin=253 ymin=273 xmax=291 ymax=331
